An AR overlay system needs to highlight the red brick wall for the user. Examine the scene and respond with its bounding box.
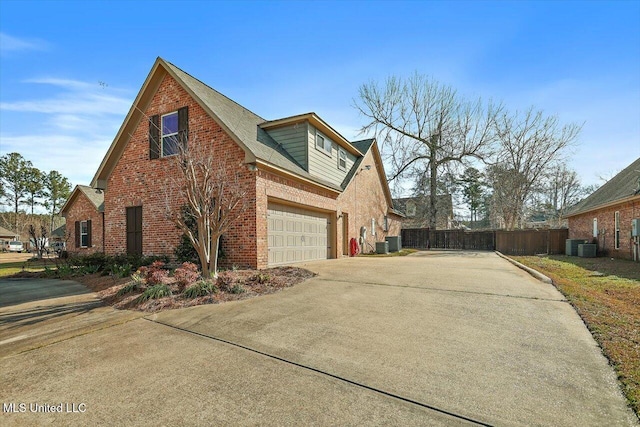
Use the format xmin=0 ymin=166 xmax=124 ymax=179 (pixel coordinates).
xmin=64 ymin=193 xmax=103 ymax=255
xmin=103 ymin=72 xmax=399 ymax=269
xmin=568 ymin=198 xmax=640 ymax=260
xmin=254 ymin=147 xmax=401 ymax=268
xmin=104 ymin=73 xmax=257 ymax=267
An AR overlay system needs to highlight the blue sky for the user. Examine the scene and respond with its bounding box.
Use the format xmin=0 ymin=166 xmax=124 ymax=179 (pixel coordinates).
xmin=1 ymin=0 xmax=639 ymax=191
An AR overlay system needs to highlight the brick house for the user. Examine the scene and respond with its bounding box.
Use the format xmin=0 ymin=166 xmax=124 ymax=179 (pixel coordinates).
xmin=61 ymin=185 xmax=104 ymax=254
xmin=65 ymin=57 xmax=401 ymax=268
xmin=393 ymin=195 xmax=454 ymax=229
xmin=565 ymin=157 xmax=640 ymax=260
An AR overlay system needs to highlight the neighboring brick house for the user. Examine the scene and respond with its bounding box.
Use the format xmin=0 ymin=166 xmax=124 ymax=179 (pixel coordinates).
xmin=61 ymin=185 xmax=104 ymax=254
xmin=393 ymin=195 xmax=454 ymax=229
xmin=565 ymin=157 xmax=640 ymax=260
xmin=66 ymin=57 xmax=401 ymax=268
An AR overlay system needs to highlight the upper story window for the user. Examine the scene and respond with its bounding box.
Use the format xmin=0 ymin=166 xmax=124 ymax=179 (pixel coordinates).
xmin=315 ymin=131 xmax=331 ymax=156
xmin=149 ymin=107 xmax=188 ymax=160
xmin=161 ymin=112 xmax=179 ymax=157
xmin=338 ymin=148 xmax=347 ymax=171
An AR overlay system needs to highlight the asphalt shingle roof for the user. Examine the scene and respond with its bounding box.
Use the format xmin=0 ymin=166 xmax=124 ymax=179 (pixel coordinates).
xmin=565 ymin=157 xmax=640 ymax=217
xmin=163 ymin=60 xmax=345 ymax=191
xmin=77 ymin=185 xmax=105 ymax=212
xmin=0 ymin=226 xmax=17 ymax=238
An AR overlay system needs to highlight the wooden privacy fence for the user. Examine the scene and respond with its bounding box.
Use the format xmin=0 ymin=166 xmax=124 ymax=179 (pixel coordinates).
xmin=401 ymin=228 xmax=569 ymax=255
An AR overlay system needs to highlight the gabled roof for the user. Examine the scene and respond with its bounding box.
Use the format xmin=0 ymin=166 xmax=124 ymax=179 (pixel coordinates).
xmin=0 ymin=225 xmax=18 ymax=238
xmin=89 ymin=57 xmax=400 ymax=209
xmin=91 ymin=58 xmax=352 ymax=193
xmin=565 ymin=157 xmax=640 ymax=217
xmin=61 ymin=185 xmax=104 ymax=215
xmin=51 ymin=224 xmax=66 ymax=238
xmin=260 ymin=113 xmax=363 ymax=156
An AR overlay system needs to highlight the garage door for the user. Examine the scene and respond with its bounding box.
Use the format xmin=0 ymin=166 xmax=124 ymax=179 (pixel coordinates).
xmin=267 ymin=203 xmax=329 ymax=266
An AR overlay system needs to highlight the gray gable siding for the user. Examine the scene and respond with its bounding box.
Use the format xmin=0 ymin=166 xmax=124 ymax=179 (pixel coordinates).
xmin=265 ymin=123 xmax=309 ymax=170
xmin=307 ymin=124 xmax=355 ymax=188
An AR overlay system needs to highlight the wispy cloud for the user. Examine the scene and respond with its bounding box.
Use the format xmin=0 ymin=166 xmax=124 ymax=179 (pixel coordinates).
xmin=1 ymin=77 xmax=131 ymax=117
xmin=0 ymin=133 xmax=113 ymax=187
xmin=0 ymin=32 xmax=48 ymax=54
xmin=0 ymin=76 xmax=133 ymax=185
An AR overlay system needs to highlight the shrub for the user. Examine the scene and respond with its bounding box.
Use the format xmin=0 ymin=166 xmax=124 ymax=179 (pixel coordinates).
xmin=137 ymin=261 xmax=168 ymax=285
xmin=173 ymin=262 xmax=200 ymax=290
xmin=183 ymin=280 xmax=218 ymax=298
xmin=251 ymin=273 xmax=270 ymax=284
xmin=43 ymin=265 xmax=56 ymax=278
xmin=81 ymin=252 xmax=110 ymax=271
xmin=216 ymin=272 xmax=235 ymax=292
xmin=109 ymin=263 xmax=132 ymax=278
xmin=117 ymin=281 xmax=141 ymax=297
xmin=80 ymin=264 xmax=101 ymax=275
xmin=56 ymin=263 xmax=75 ymax=277
xmin=230 ymin=284 xmax=245 ymax=294
xmin=136 ymin=284 xmax=172 ymax=302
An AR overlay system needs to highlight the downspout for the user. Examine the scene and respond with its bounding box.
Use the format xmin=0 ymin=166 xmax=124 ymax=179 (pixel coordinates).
xmin=102 ymin=211 xmax=106 ymax=253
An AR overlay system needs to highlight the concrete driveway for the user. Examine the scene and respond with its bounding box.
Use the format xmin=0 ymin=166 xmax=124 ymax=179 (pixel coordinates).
xmin=1 ymin=251 xmax=637 ymax=426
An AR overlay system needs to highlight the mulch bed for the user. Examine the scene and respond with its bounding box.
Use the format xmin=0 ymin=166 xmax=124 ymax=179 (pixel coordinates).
xmin=17 ymin=267 xmax=316 ymax=313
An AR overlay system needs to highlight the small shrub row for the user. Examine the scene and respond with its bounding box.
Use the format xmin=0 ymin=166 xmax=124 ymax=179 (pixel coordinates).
xmin=183 ymin=280 xmax=218 ymax=298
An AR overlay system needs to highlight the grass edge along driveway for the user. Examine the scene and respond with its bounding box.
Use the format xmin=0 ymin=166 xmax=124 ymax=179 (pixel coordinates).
xmin=512 ymin=255 xmax=639 ymax=418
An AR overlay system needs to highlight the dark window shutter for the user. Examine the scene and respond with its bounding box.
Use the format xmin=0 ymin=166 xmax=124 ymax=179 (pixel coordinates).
xmin=75 ymin=221 xmax=80 ymax=248
xmin=87 ymin=220 xmax=92 ymax=247
xmin=149 ymin=115 xmax=160 ymax=159
xmin=178 ymin=107 xmax=188 ymax=152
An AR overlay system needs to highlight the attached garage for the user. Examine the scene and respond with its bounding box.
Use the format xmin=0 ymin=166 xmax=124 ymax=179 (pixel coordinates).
xmin=267 ymin=202 xmax=330 ymax=266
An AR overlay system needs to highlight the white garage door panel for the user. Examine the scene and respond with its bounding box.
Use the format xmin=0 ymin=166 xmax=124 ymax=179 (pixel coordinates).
xmin=268 ymin=203 xmax=329 ymax=266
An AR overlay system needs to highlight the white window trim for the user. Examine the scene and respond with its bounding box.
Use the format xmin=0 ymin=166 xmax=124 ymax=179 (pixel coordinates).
xmin=614 ymin=211 xmax=620 ymax=249
xmin=338 ymin=148 xmax=347 ymax=171
xmin=593 ymin=218 xmax=598 ymax=238
xmin=315 ymin=130 xmax=332 ymax=156
xmin=80 ymin=220 xmax=88 ymax=248
xmin=161 ymin=111 xmax=179 ymax=157
xmin=371 ymin=218 xmax=376 ymax=236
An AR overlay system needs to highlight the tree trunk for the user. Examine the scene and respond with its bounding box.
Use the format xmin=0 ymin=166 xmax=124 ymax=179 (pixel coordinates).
xmin=209 ymin=235 xmax=220 ymax=279
xmin=429 ymin=147 xmax=438 ymax=230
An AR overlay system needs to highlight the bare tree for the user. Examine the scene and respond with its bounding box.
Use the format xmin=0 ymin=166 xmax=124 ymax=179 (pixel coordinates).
xmin=485 ymin=163 xmax=527 ymax=229
xmin=165 ymin=143 xmax=250 ymax=279
xmin=490 ymin=107 xmax=582 ymax=229
xmin=540 ymin=163 xmax=585 ymax=226
xmin=355 ymin=73 xmax=500 ymax=229
xmin=28 ymin=224 xmax=48 ymax=259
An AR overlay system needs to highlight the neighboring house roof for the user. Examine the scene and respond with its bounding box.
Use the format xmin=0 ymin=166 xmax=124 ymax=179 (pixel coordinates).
xmin=393 ymin=195 xmax=454 ymax=228
xmin=0 ymin=226 xmax=18 ymax=239
xmin=61 ymin=185 xmax=105 ymax=215
xmin=565 ymin=157 xmax=640 ymax=217
xmin=90 ymin=57 xmax=397 ymax=210
xmin=51 ymin=224 xmax=66 ymax=238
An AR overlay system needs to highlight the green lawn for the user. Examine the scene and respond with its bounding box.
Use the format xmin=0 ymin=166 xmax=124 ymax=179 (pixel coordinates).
xmin=0 ymin=259 xmax=53 ymax=277
xmin=359 ymin=249 xmax=418 ymax=257
xmin=513 ymin=255 xmax=640 ymax=417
